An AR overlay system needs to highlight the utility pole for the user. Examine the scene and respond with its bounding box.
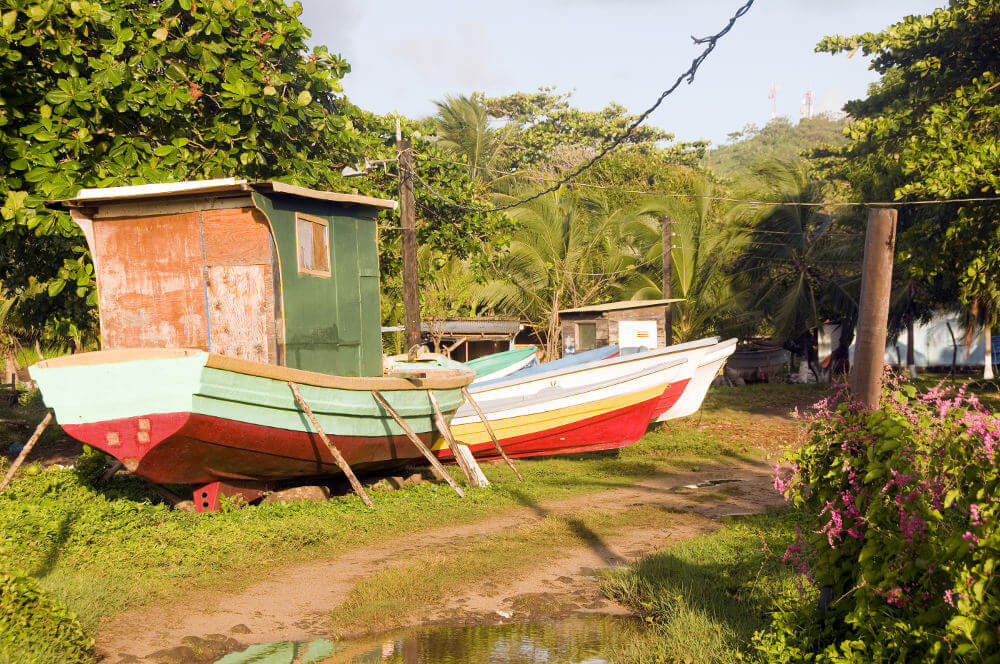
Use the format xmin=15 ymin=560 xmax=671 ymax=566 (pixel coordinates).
xmin=849 ymin=208 xmax=897 ymax=408
xmin=396 ymin=119 xmax=421 ymax=351
xmin=661 ymin=215 xmax=673 ymax=346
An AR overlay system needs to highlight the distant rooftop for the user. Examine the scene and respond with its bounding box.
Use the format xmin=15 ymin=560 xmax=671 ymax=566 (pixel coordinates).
xmin=49 ymin=178 xmax=398 ymax=211
xmin=559 ymin=299 xmax=684 ymax=315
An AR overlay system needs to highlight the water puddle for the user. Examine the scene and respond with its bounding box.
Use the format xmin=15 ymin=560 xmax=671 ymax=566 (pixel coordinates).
xmin=207 ymin=615 xmax=637 ymax=664
xmin=679 ymin=478 xmax=741 ymax=490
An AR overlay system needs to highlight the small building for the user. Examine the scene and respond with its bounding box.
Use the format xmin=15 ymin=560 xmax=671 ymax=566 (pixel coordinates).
xmin=420 ymin=317 xmax=523 ymax=361
xmin=50 ymin=178 xmax=396 ymax=377
xmin=558 ymin=299 xmax=683 ymax=355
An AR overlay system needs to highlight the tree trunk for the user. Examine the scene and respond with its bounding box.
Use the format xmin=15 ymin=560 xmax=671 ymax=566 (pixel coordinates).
xmin=946 ymin=322 xmax=958 ymax=375
xmin=3 ymin=349 xmax=15 ymax=386
xmin=906 ymin=316 xmax=916 ymax=378
xmin=985 ymin=326 xmax=994 ymax=380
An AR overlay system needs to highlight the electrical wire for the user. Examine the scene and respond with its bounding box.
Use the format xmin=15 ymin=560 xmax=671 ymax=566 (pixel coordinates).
xmin=410 ymin=0 xmax=756 ymax=213
xmin=414 ymin=151 xmax=1000 ymax=210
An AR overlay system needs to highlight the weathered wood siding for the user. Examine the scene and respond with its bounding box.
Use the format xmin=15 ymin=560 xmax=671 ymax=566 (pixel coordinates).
xmin=92 ymin=206 xmax=277 ymax=363
xmin=94 ymin=212 xmax=209 ymax=350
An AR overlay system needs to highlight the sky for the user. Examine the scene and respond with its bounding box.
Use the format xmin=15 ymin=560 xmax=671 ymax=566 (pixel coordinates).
xmin=301 ymin=0 xmax=947 ymax=147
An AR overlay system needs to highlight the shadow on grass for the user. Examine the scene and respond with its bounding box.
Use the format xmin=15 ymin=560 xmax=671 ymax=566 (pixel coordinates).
xmin=510 ymin=489 xmax=625 ymax=566
xmin=31 ymin=510 xmax=77 ymax=579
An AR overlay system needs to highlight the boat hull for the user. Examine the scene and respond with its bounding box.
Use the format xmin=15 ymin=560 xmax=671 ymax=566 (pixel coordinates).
xmin=30 ymin=349 xmax=472 ymax=491
xmin=654 ymin=339 xmax=738 ymax=422
xmin=62 ymin=412 xmax=436 ymax=485
xmin=442 ymin=362 xmax=682 ymax=461
xmin=440 ymin=390 xmax=663 ymax=461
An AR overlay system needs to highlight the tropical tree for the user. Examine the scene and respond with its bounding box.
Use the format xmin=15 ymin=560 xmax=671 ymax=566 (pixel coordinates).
xmin=0 ymin=0 xmax=366 ymax=341
xmin=818 ymin=2 xmax=1000 ymax=376
xmin=730 ymin=163 xmax=861 ymax=377
xmin=432 ymin=95 xmax=511 ymax=193
xmin=479 ymin=190 xmax=630 ymax=359
xmin=619 ymin=179 xmax=748 ymax=342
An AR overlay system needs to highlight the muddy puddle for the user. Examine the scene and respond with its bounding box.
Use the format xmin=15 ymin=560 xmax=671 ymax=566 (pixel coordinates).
xmin=152 ymin=615 xmax=639 ymax=664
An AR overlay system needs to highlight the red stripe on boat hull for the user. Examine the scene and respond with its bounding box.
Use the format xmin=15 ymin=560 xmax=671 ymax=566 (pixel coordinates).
xmin=63 ymin=413 xmax=434 ymax=485
xmin=438 ymin=391 xmax=663 ymax=461
xmin=649 ymin=377 xmax=690 ymax=420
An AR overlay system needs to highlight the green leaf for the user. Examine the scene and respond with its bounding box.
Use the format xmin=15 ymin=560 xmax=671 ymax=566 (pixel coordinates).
xmin=296 ymin=90 xmax=312 ymax=106
xmin=152 ymin=27 xmax=168 ymax=41
xmin=263 ymin=85 xmax=276 ymax=96
xmin=47 ymin=279 xmax=66 ymax=297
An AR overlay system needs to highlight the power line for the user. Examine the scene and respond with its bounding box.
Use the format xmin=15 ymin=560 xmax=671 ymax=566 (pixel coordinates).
xmin=414 ymin=150 xmax=1000 ymax=210
xmin=411 ymin=0 xmax=756 ymax=213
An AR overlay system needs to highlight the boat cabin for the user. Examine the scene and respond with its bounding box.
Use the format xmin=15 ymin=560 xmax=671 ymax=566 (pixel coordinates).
xmin=50 ymin=178 xmax=397 ymax=377
xmin=558 ymin=299 xmax=683 ymax=356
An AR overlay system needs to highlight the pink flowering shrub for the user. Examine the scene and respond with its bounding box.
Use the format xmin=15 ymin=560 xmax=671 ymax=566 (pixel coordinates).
xmin=756 ymin=375 xmax=1000 ymax=662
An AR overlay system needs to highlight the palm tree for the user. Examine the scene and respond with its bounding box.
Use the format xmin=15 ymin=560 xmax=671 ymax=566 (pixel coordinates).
xmin=433 ymin=95 xmax=510 ymax=193
xmin=618 ymin=179 xmax=748 ymax=342
xmin=730 ymin=162 xmax=861 ymax=377
xmin=478 ymin=189 xmax=630 ymax=359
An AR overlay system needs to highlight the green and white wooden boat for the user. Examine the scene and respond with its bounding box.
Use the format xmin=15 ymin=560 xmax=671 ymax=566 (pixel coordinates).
xmin=29 ymin=179 xmax=475 ymax=510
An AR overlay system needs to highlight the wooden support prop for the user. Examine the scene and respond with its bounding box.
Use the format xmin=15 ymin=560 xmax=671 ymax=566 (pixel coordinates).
xmin=288 ymin=382 xmax=373 ymax=508
xmin=100 ymin=460 xmax=124 ymax=483
xmin=0 ymin=411 xmax=53 ymax=493
xmin=427 ymin=390 xmax=489 ymax=489
xmin=370 ymin=389 xmax=466 ymax=498
xmin=461 ymin=386 xmax=523 ymax=481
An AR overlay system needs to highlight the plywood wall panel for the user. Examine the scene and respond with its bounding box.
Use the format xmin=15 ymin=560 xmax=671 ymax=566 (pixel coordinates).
xmin=93 ymin=213 xmax=209 ymax=350
xmin=201 ymin=208 xmax=272 ymax=267
xmin=206 ymin=264 xmax=271 ymax=363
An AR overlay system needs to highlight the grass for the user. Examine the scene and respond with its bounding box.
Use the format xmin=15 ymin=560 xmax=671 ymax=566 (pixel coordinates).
xmin=0 ymin=382 xmax=827 ymax=663
xmin=600 ymin=511 xmax=809 ymax=664
xmin=327 ymin=505 xmax=707 ymax=636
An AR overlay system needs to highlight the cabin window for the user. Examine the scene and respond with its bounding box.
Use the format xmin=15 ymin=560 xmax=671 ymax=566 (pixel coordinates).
xmin=577 ymin=322 xmax=597 ymax=351
xmin=296 ymin=213 xmax=331 ymax=277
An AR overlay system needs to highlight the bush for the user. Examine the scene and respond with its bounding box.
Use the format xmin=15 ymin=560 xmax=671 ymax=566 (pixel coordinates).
xmin=0 ymin=570 xmax=93 ymax=664
xmin=757 ymin=376 xmax=1000 ymax=662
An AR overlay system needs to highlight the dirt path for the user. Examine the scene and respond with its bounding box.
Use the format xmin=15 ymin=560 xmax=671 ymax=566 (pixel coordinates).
xmin=98 ymin=457 xmax=784 ymax=662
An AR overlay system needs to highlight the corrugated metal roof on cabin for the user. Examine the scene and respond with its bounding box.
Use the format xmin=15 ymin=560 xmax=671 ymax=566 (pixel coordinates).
xmin=558 ymin=298 xmax=684 ymax=315
xmin=47 ymin=178 xmax=398 ymax=211
xmin=420 ymin=318 xmax=522 ymax=335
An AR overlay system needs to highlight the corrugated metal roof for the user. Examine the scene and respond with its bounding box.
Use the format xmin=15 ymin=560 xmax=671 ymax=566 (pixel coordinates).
xmin=49 ymin=178 xmax=398 ymax=210
xmin=420 ymin=318 xmax=521 ymax=335
xmin=558 ymin=298 xmax=684 ymax=315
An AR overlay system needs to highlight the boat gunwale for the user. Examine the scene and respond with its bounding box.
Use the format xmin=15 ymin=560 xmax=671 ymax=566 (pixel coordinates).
xmin=471 ymin=336 xmax=720 ymax=394
xmin=33 ymin=349 xmax=476 ymax=391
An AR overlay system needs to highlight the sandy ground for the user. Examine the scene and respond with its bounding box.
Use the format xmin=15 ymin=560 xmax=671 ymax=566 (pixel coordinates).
xmin=98 ymin=458 xmax=785 ymax=663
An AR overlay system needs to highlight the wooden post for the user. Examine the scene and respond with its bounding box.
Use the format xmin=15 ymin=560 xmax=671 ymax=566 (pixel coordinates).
xmin=427 ymin=390 xmax=489 ymax=488
xmin=370 ymin=390 xmax=466 ymax=498
xmin=661 ymin=215 xmax=673 ymax=346
xmin=0 ymin=411 xmax=52 ymax=493
xmin=288 ymin=382 xmax=373 ymax=508
xmin=397 ymin=130 xmax=422 ymax=351
xmin=461 ymin=386 xmax=523 ymax=481
xmin=849 ymin=208 xmax=897 ymax=408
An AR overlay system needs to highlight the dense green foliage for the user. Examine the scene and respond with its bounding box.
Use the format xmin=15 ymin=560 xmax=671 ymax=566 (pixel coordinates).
xmin=817 ymin=0 xmax=1000 ymax=325
xmin=0 ymin=570 xmax=92 ymax=664
xmin=761 ymin=377 xmax=1000 ymax=662
xmin=0 ymin=0 xmax=364 ymax=342
xmin=704 ymin=115 xmax=849 ymax=181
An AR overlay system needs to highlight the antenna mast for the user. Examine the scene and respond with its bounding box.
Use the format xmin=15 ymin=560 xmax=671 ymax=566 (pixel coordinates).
xmin=801 ymin=89 xmax=815 ymax=119
xmin=768 ymin=83 xmax=778 ymax=120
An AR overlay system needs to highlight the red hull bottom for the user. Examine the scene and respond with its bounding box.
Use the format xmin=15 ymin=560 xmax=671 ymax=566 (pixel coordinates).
xmin=63 ymin=413 xmax=434 ymax=486
xmin=437 ymin=391 xmax=663 ymax=462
